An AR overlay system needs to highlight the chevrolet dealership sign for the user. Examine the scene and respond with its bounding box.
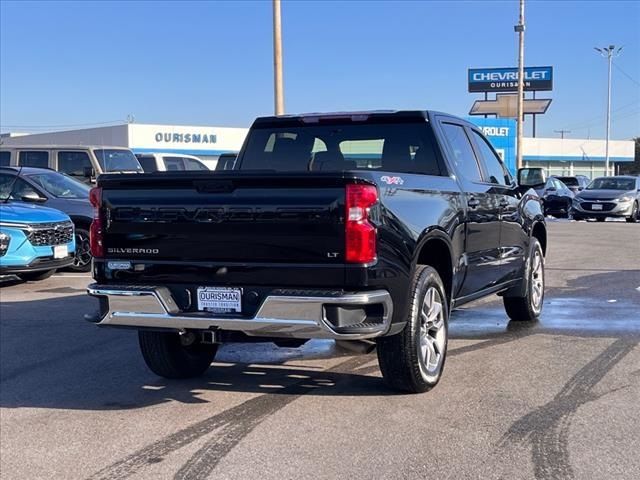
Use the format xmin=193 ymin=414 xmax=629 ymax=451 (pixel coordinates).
xmin=468 ymin=66 xmax=553 ymax=92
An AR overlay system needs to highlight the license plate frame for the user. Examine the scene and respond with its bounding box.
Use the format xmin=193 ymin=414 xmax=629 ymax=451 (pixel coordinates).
xmin=197 ymin=287 xmax=242 ymax=313
xmin=53 ymin=245 xmax=68 ymax=259
xmin=591 ymin=204 xmax=603 ymax=211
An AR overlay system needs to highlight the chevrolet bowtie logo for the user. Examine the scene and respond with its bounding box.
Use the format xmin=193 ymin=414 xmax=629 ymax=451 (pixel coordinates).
xmin=469 ymin=93 xmax=552 ymax=118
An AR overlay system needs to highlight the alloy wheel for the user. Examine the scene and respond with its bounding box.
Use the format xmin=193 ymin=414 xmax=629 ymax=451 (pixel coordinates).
xmin=73 ymin=231 xmax=92 ymax=268
xmin=418 ymin=286 xmax=446 ymax=375
xmin=530 ymin=249 xmax=544 ymax=313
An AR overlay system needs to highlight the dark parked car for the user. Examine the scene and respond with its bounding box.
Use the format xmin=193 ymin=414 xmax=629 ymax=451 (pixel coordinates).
xmin=86 ymin=110 xmax=547 ymax=393
xmin=553 ymin=175 xmax=590 ymax=194
xmin=571 ymin=176 xmax=640 ymax=223
xmin=534 ymin=177 xmax=574 ymax=218
xmin=0 ymin=167 xmax=93 ymax=270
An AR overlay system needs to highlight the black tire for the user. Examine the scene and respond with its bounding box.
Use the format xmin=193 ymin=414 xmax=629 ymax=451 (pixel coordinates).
xmin=626 ymin=202 xmax=638 ymax=223
xmin=138 ymin=330 xmax=218 ymax=379
xmin=503 ymin=238 xmax=544 ymax=322
xmin=377 ymin=266 xmax=448 ymax=393
xmin=596 ymin=217 xmax=606 ymax=222
xmin=68 ymin=227 xmax=92 ymax=272
xmin=18 ymin=269 xmax=56 ymax=281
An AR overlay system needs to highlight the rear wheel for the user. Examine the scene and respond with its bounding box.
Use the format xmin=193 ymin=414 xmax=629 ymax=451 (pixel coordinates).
xmin=377 ymin=266 xmax=448 ymax=393
xmin=68 ymin=227 xmax=92 ymax=272
xmin=626 ymin=202 xmax=638 ymax=223
xmin=503 ymin=238 xmax=544 ymax=322
xmin=18 ymin=269 xmax=56 ymax=281
xmin=138 ymin=330 xmax=218 ymax=379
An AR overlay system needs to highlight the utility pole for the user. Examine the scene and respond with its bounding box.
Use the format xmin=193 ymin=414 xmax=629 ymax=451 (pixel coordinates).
xmin=273 ymin=0 xmax=284 ymax=115
xmin=515 ymin=0 xmax=525 ymax=170
xmin=594 ymin=45 xmax=622 ymax=176
xmin=554 ymin=129 xmax=570 ymax=139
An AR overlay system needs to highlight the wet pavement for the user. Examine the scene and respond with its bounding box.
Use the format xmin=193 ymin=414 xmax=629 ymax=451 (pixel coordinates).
xmin=1 ymin=221 xmax=639 ymax=479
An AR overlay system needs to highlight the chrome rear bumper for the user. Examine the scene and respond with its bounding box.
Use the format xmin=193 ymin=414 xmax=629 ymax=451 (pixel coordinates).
xmin=87 ymin=284 xmax=393 ymax=340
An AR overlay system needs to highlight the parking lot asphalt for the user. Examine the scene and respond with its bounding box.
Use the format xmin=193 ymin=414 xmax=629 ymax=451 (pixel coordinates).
xmin=1 ymin=221 xmax=639 ymax=480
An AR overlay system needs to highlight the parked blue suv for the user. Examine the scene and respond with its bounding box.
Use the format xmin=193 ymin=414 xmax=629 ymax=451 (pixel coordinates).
xmin=0 ymin=167 xmax=92 ymax=271
xmin=0 ymin=201 xmax=76 ymax=281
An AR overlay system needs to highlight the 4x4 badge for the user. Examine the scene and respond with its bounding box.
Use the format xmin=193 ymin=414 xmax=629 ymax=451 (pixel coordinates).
xmin=381 ymin=175 xmax=404 ymax=185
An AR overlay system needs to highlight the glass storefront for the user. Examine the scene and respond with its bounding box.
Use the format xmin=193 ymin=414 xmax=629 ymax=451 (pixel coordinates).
xmin=523 ymin=160 xmax=614 ymax=179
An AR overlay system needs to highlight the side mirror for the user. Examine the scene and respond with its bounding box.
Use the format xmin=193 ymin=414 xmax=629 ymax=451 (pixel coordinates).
xmin=83 ymin=166 xmax=95 ymax=178
xmin=517 ymin=167 xmax=547 ymax=187
xmin=21 ymin=191 xmax=46 ymax=203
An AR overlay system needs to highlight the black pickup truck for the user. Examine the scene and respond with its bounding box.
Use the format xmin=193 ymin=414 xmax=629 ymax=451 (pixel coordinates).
xmin=86 ymin=111 xmax=546 ymax=393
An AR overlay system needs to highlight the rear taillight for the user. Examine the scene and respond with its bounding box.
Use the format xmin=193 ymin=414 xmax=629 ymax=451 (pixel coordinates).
xmin=345 ymin=184 xmax=378 ymax=263
xmin=89 ymin=187 xmax=104 ymax=257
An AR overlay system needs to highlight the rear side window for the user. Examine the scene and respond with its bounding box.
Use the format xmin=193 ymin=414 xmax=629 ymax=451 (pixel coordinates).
xmin=557 ymin=177 xmax=578 ymax=187
xmin=0 ymin=151 xmax=10 ymax=166
xmin=0 ymin=174 xmax=41 ymax=201
xmin=184 ymin=158 xmax=208 ymax=170
xmin=440 ymin=123 xmax=482 ymax=182
xmin=239 ymin=122 xmax=443 ymax=175
xmin=57 ymin=151 xmax=92 ymax=176
xmin=0 ymin=173 xmax=14 ymax=197
xmin=163 ymin=157 xmax=186 ymax=171
xmin=216 ymin=153 xmax=237 ymax=171
xmin=136 ymin=155 xmax=158 ymax=172
xmin=18 ymin=151 xmax=48 ymax=168
xmin=471 ymin=130 xmax=508 ymax=185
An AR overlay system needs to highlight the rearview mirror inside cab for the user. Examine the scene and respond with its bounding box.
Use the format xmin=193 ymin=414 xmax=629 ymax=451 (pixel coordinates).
xmin=517 ymin=167 xmax=546 ymax=187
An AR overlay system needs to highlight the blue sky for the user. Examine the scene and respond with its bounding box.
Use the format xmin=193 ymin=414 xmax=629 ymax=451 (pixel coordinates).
xmin=1 ymin=0 xmax=638 ymax=139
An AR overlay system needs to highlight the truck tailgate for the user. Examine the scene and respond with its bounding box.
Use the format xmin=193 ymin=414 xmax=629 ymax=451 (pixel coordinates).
xmin=100 ymin=173 xmax=350 ymax=265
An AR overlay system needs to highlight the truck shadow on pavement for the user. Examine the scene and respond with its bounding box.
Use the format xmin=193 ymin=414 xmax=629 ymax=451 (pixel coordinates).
xmin=0 ymin=294 xmax=542 ymax=412
xmin=1 ymin=268 xmax=638 ymax=413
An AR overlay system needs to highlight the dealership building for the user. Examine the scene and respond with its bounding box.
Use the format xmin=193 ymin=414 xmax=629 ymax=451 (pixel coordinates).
xmin=0 ymin=123 xmax=248 ymax=167
xmin=468 ymin=118 xmax=634 ymax=177
xmin=1 ymin=120 xmax=634 ymax=176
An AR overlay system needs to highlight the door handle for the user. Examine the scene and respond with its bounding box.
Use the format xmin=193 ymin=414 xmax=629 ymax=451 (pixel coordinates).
xmin=467 ymin=197 xmax=480 ymax=208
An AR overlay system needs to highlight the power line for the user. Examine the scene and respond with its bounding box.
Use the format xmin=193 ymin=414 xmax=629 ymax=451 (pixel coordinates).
xmin=554 ymin=129 xmax=571 ymax=139
xmin=613 ymin=61 xmax=640 ymax=88
xmin=557 ymin=100 xmax=639 ymax=131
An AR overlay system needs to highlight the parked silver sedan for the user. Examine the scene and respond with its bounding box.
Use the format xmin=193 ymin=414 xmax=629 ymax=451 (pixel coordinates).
xmin=571 ymin=176 xmax=640 ymax=223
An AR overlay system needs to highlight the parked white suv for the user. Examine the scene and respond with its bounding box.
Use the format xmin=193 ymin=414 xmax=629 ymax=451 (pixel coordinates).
xmin=135 ymin=153 xmax=209 ymax=172
xmin=0 ymin=145 xmax=142 ymax=183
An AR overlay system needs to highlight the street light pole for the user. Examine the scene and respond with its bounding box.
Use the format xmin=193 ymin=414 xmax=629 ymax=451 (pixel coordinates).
xmin=595 ymin=46 xmax=622 ymax=176
xmin=273 ymin=0 xmax=285 ymax=115
xmin=515 ymin=0 xmax=525 ymax=170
